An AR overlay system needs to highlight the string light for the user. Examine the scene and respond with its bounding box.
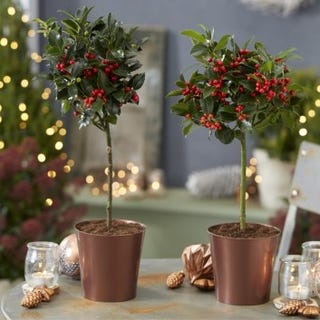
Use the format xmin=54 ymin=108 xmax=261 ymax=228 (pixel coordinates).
xmin=86 ymin=175 xmax=94 ymax=184
xmin=20 ymin=79 xmax=29 ymax=87
xmin=299 ymin=115 xmax=307 ymax=123
xmin=20 ymin=112 xmax=29 ymax=121
xmin=3 ymin=76 xmax=11 ymax=83
xmin=299 ymin=128 xmax=308 ymax=136
xmin=47 ymin=170 xmax=56 ymax=178
xmin=55 ymin=141 xmax=63 ymax=150
xmin=7 ymin=6 xmax=16 ymax=15
xmin=0 ymin=38 xmax=8 ymax=46
xmin=45 ymin=198 xmax=53 ymax=206
xmin=46 ymin=127 xmax=55 ymax=136
xmin=308 ymin=109 xmax=316 ymax=118
xmin=0 ymin=81 xmax=3 ymax=89
xmin=315 ymin=99 xmax=320 ymax=107
xmin=63 ymin=165 xmax=71 ymax=173
xmin=37 ymin=154 xmax=46 ymax=163
xmin=10 ymin=41 xmax=18 ymax=50
xmin=21 ymin=14 xmax=29 ymax=23
xmin=18 ymin=103 xmax=27 ymax=111
xmin=0 ymin=141 xmax=4 ymax=150
xmin=58 ymin=128 xmax=66 ymax=136
xmin=27 ymin=30 xmax=35 ymax=37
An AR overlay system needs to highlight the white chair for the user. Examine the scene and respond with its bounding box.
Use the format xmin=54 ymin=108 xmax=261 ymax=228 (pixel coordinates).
xmin=274 ymin=141 xmax=320 ymax=271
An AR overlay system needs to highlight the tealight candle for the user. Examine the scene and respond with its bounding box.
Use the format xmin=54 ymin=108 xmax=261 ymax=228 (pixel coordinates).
xmin=24 ymin=241 xmax=59 ymax=288
xmin=287 ymin=284 xmax=310 ymax=300
xmin=278 ymin=254 xmax=311 ymax=300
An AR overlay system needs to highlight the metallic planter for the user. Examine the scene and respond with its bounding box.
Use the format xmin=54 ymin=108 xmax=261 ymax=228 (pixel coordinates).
xmin=75 ymin=219 xmax=145 ymax=302
xmin=208 ymin=223 xmax=280 ymax=305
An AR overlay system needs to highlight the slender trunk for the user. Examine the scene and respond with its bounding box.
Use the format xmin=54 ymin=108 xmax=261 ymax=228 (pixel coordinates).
xmin=105 ymin=121 xmax=113 ymax=228
xmin=239 ymin=133 xmax=247 ymax=231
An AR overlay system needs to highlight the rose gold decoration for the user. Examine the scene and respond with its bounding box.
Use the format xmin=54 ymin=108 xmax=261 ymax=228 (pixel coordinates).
xmin=75 ymin=219 xmax=145 ymax=302
xmin=166 ymin=271 xmax=185 ymax=289
xmin=181 ymin=244 xmax=213 ymax=284
xmin=59 ymin=233 xmax=80 ymax=279
xmin=208 ymin=223 xmax=280 ymax=305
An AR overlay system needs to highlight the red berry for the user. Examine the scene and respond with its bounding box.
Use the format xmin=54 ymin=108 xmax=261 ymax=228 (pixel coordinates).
xmin=132 ymin=93 xmax=139 ymax=103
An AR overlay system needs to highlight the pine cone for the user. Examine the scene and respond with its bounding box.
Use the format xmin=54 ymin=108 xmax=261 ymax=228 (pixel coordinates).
xmin=21 ymin=290 xmax=43 ymax=308
xmin=279 ymin=299 xmax=306 ymax=316
xmin=298 ymin=305 xmax=320 ymax=318
xmin=193 ymin=278 xmax=215 ymax=291
xmin=33 ymin=288 xmax=51 ymax=302
xmin=166 ymin=271 xmax=185 ymax=289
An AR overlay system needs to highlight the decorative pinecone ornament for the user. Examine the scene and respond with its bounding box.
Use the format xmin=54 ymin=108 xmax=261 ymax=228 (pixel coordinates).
xmin=166 ymin=271 xmax=185 ymax=289
xmin=193 ymin=278 xmax=215 ymax=291
xmin=186 ymin=165 xmax=241 ymax=198
xmin=33 ymin=287 xmax=53 ymax=302
xmin=59 ymin=233 xmax=81 ymax=279
xmin=21 ymin=290 xmax=43 ymax=308
xmin=279 ymin=299 xmax=306 ymax=316
xmin=298 ymin=305 xmax=320 ymax=318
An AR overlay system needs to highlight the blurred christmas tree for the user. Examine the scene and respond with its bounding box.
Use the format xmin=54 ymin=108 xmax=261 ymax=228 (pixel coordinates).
xmin=0 ymin=0 xmax=86 ymax=279
xmin=0 ymin=0 xmax=62 ymax=153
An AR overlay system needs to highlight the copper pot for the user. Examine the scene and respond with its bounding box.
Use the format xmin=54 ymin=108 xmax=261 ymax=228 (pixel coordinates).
xmin=75 ymin=219 xmax=145 ymax=302
xmin=208 ymin=223 xmax=280 ymax=305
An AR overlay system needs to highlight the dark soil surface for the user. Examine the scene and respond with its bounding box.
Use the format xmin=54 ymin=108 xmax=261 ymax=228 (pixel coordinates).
xmin=76 ymin=219 xmax=145 ymax=236
xmin=209 ymin=223 xmax=280 ymax=239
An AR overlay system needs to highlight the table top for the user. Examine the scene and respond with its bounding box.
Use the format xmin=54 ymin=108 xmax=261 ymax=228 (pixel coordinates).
xmin=1 ymin=259 xmax=288 ymax=320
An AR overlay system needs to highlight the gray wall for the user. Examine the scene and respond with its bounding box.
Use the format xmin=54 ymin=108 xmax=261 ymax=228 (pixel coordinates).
xmin=39 ymin=0 xmax=320 ymax=187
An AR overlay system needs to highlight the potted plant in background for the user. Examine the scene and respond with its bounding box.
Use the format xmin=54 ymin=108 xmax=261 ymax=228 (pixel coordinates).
xmin=168 ymin=25 xmax=302 ymax=305
xmin=36 ymin=7 xmax=146 ymax=302
xmin=254 ymin=69 xmax=320 ymax=210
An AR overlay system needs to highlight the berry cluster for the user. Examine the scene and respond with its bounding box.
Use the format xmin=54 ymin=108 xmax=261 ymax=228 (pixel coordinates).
xmin=178 ymin=45 xmax=297 ymax=134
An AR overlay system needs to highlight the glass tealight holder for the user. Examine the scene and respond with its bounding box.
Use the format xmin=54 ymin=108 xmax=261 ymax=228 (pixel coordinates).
xmin=302 ymin=241 xmax=320 ymax=296
xmin=24 ymin=241 xmax=59 ymax=288
xmin=278 ymin=255 xmax=312 ymax=300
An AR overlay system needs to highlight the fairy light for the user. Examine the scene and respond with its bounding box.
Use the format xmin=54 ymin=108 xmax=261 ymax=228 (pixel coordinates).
xmin=46 ymin=127 xmax=55 ymax=136
xmin=56 ymin=120 xmax=63 ymax=127
xmin=41 ymin=91 xmax=50 ymax=100
xmin=126 ymin=162 xmax=134 ymax=170
xmin=60 ymin=153 xmax=68 ymax=160
xmin=151 ymin=181 xmax=160 ymax=191
xmin=37 ymin=153 xmax=46 ymax=163
xmin=131 ymin=165 xmax=139 ymax=175
xmin=299 ymin=115 xmax=307 ymax=123
xmin=18 ymin=103 xmax=27 ymax=112
xmin=67 ymin=159 xmax=74 ymax=167
xmin=91 ymin=187 xmax=100 ymax=196
xmin=299 ymin=128 xmax=308 ymax=136
xmin=20 ymin=112 xmax=29 ymax=121
xmin=129 ymin=184 xmax=138 ymax=192
xmin=102 ymin=183 xmax=109 ymax=192
xmin=7 ymin=6 xmax=16 ymax=15
xmin=19 ymin=122 xmax=27 ymax=129
xmin=117 ymin=170 xmax=126 ymax=179
xmin=54 ymin=141 xmax=63 ymax=150
xmin=27 ymin=30 xmax=35 ymax=38
xmin=255 ymin=175 xmax=263 ymax=184
xmin=0 ymin=81 xmax=3 ymax=89
xmin=317 ymin=85 xmax=320 ymax=93
xmin=0 ymin=38 xmax=8 ymax=46
xmin=45 ymin=198 xmax=53 ymax=206
xmin=10 ymin=41 xmax=18 ymax=50
xmin=21 ymin=14 xmax=29 ymax=23
xmin=64 ymin=165 xmax=71 ymax=173
xmin=315 ymin=99 xmax=320 ymax=107
xmin=21 ymin=79 xmax=29 ymax=88
xmin=249 ymin=157 xmax=257 ymax=166
xmin=0 ymin=141 xmax=4 ymax=150
xmin=86 ymin=175 xmax=94 ymax=184
xmin=59 ymin=128 xmax=66 ymax=136
xmin=47 ymin=170 xmax=56 ymax=178
xmin=3 ymin=76 xmax=11 ymax=84
xmin=308 ymin=109 xmax=316 ymax=118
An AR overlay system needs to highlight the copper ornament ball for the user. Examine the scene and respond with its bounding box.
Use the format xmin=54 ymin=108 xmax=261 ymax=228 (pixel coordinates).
xmin=59 ymin=233 xmax=80 ymax=279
